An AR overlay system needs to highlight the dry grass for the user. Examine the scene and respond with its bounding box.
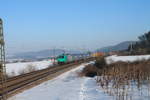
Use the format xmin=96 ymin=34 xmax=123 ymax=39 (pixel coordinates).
xmin=80 ymin=57 xmax=150 ymax=100
xmin=97 ymin=60 xmax=150 ymax=85
xmin=96 ymin=59 xmax=150 ymax=100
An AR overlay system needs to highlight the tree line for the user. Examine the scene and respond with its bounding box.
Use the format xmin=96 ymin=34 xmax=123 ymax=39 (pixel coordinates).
xmin=128 ymin=31 xmax=150 ymax=54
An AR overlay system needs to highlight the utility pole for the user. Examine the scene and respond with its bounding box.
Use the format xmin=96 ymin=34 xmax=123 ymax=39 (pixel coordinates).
xmin=0 ymin=18 xmax=7 ymax=100
xmin=62 ymin=47 xmax=65 ymax=54
xmin=130 ymin=42 xmax=133 ymax=54
xmin=53 ymin=47 xmax=56 ymax=65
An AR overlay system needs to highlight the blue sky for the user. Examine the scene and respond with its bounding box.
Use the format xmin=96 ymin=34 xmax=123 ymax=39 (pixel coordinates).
xmin=0 ymin=0 xmax=150 ymax=54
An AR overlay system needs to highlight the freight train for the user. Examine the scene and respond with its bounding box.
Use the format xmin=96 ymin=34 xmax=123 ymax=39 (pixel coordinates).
xmin=56 ymin=52 xmax=105 ymax=65
xmin=56 ymin=53 xmax=88 ymax=64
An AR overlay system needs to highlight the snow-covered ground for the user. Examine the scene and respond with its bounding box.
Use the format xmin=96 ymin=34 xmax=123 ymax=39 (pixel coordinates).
xmin=7 ymin=54 xmax=150 ymax=77
xmin=6 ymin=60 xmax=54 ymax=76
xmin=8 ymin=62 xmax=113 ymax=100
xmin=8 ymin=61 xmax=150 ymax=100
xmin=106 ymin=55 xmax=150 ymax=64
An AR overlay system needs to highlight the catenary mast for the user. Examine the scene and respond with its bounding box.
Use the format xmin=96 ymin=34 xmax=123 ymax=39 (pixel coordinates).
xmin=0 ymin=18 xmax=7 ymax=100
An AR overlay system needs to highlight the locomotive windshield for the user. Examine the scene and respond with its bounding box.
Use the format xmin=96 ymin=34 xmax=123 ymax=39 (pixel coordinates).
xmin=58 ymin=56 xmax=64 ymax=58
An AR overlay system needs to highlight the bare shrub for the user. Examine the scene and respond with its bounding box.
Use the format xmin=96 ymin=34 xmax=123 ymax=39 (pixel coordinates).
xmin=79 ymin=57 xmax=107 ymax=77
xmin=94 ymin=57 xmax=107 ymax=69
xmin=79 ymin=57 xmax=150 ymax=100
xmin=96 ymin=59 xmax=150 ymax=100
xmin=18 ymin=69 xmax=27 ymax=75
xmin=26 ymin=64 xmax=37 ymax=72
xmin=7 ymin=71 xmax=16 ymax=78
xmin=18 ymin=64 xmax=37 ymax=75
xmin=79 ymin=64 xmax=98 ymax=77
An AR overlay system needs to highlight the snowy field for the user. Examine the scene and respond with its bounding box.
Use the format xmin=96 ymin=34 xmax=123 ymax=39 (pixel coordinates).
xmin=8 ymin=60 xmax=150 ymax=100
xmin=7 ymin=54 xmax=150 ymax=77
xmin=8 ymin=62 xmax=113 ymax=100
xmin=106 ymin=55 xmax=150 ymax=64
xmin=6 ymin=60 xmax=54 ymax=76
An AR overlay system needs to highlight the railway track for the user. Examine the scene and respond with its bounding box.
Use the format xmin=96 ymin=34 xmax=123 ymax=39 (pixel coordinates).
xmin=0 ymin=58 xmax=94 ymax=99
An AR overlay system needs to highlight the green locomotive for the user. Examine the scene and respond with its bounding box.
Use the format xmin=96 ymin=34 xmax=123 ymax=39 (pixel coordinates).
xmin=56 ymin=54 xmax=74 ymax=64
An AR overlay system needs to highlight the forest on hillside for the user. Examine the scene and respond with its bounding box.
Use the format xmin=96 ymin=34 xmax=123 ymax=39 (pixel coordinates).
xmin=128 ymin=31 xmax=150 ymax=54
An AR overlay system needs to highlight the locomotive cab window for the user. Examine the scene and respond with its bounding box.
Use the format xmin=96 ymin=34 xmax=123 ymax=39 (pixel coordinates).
xmin=59 ymin=56 xmax=64 ymax=58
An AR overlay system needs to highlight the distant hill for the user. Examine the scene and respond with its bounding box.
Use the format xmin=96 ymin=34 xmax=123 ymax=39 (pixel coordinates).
xmin=97 ymin=41 xmax=135 ymax=52
xmin=7 ymin=41 xmax=135 ymax=60
xmin=7 ymin=49 xmax=82 ymax=60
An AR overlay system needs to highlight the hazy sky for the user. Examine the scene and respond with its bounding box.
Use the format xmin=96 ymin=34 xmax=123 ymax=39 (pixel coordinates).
xmin=0 ymin=0 xmax=150 ymax=54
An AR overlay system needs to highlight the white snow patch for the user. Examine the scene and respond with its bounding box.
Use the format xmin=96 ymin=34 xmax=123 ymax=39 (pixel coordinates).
xmin=106 ymin=55 xmax=150 ymax=64
xmin=6 ymin=60 xmax=53 ymax=76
